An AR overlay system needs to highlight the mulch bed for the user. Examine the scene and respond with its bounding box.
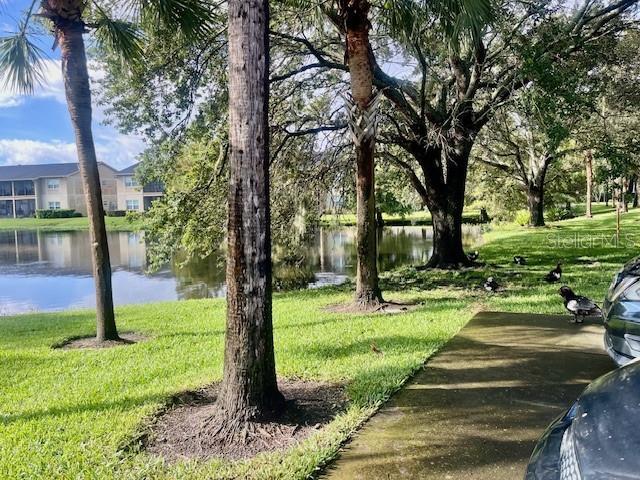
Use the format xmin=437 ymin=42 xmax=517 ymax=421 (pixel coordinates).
xmin=142 ymin=380 xmax=347 ymax=461
xmin=53 ymin=332 xmax=147 ymax=350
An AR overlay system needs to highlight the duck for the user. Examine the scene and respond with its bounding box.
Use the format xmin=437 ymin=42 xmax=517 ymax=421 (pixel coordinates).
xmin=467 ymin=250 xmax=479 ymax=262
xmin=484 ymin=276 xmax=500 ymax=292
xmin=544 ymin=263 xmax=562 ymax=283
xmin=559 ymin=286 xmax=601 ymax=323
xmin=513 ymin=255 xmax=527 ymax=265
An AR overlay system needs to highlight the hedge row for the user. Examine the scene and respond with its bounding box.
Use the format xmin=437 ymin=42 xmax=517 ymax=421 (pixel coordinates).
xmin=35 ymin=209 xmax=82 ymax=219
xmin=105 ymin=210 xmax=126 ymax=217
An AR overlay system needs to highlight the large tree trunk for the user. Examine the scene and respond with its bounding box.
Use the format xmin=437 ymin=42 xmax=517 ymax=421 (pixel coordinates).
xmin=59 ymin=21 xmax=118 ymax=342
xmin=525 ymin=155 xmax=550 ymax=227
xmin=526 ymin=183 xmax=545 ymax=227
xmin=343 ymin=0 xmax=383 ymax=306
xmin=420 ymin=140 xmax=472 ymax=269
xmin=428 ymin=207 xmax=468 ymax=268
xmin=585 ymin=150 xmax=593 ymax=218
xmin=218 ymin=0 xmax=284 ymax=422
xmin=424 ymin=186 xmax=469 ymax=268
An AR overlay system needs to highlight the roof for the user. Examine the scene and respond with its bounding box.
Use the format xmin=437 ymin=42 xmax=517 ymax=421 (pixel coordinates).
xmin=0 ymin=163 xmax=79 ymax=181
xmin=0 ymin=161 xmax=124 ymax=181
xmin=116 ymin=163 xmax=139 ymax=176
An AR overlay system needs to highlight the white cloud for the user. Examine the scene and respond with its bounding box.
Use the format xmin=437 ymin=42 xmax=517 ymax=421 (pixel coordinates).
xmin=0 ymin=134 xmax=145 ymax=170
xmin=0 ymin=60 xmax=109 ymax=108
xmin=0 ymin=60 xmax=66 ymax=107
xmin=94 ymin=133 xmax=146 ymax=169
xmin=0 ymin=95 xmax=23 ymax=108
xmin=0 ymin=60 xmax=146 ymax=170
xmin=0 ymin=139 xmax=77 ymax=165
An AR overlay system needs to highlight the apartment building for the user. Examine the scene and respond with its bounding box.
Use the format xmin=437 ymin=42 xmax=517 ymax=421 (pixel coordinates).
xmin=0 ymin=162 xmax=162 ymax=218
xmin=114 ymin=164 xmax=164 ymax=213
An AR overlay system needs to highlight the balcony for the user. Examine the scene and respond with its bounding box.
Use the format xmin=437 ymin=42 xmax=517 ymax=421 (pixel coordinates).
xmin=143 ymin=181 xmax=164 ymax=193
xmin=14 ymin=180 xmax=35 ymax=196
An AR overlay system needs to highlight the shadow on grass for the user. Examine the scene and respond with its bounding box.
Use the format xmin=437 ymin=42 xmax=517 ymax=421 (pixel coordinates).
xmin=0 ymin=392 xmax=167 ymax=426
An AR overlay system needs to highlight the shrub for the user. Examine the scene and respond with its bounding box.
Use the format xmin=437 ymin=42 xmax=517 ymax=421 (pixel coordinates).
xmin=546 ymin=205 xmax=576 ymax=222
xmin=125 ymin=210 xmax=144 ymax=223
xmin=35 ymin=209 xmax=79 ymax=219
xmin=513 ymin=209 xmax=530 ymax=226
xmin=105 ymin=210 xmax=126 ymax=217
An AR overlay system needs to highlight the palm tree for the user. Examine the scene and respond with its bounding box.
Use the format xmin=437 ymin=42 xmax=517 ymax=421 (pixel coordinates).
xmin=340 ymin=0 xmax=383 ymax=308
xmin=337 ymin=0 xmax=492 ymax=307
xmin=216 ymin=0 xmax=285 ymax=425
xmin=0 ymin=0 xmax=211 ymax=342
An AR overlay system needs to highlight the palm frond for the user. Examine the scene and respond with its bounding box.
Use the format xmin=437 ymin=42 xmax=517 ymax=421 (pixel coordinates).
xmin=382 ymin=0 xmax=494 ymax=49
xmin=0 ymin=30 xmax=46 ymax=94
xmin=120 ymin=0 xmax=214 ymax=40
xmin=93 ymin=10 xmax=144 ymax=63
xmin=435 ymin=0 xmax=494 ymax=41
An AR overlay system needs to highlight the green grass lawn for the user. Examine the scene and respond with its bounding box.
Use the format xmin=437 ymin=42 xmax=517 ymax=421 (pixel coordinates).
xmin=0 ymin=216 xmax=144 ymax=232
xmin=320 ymin=208 xmax=484 ymax=226
xmin=319 ymin=202 xmax=615 ymax=227
xmin=1 ymin=208 xmax=639 ymax=479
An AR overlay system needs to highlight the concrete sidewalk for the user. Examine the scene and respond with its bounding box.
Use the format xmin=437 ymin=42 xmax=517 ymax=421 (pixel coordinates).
xmin=323 ymin=312 xmax=614 ymax=480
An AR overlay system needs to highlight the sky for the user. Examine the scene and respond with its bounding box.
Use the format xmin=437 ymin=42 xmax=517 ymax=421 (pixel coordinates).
xmin=0 ymin=2 xmax=145 ymax=170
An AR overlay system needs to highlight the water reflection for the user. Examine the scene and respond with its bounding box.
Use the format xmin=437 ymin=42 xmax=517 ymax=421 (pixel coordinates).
xmin=0 ymin=225 xmax=481 ymax=314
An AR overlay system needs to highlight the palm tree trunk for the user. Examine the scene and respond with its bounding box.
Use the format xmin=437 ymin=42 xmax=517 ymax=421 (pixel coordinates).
xmin=343 ymin=0 xmax=383 ymax=307
xmin=217 ymin=0 xmax=284 ymax=422
xmin=59 ymin=21 xmax=118 ymax=342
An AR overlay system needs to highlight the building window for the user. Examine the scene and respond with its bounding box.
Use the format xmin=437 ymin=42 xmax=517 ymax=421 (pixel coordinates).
xmin=15 ymin=199 xmax=35 ymax=217
xmin=48 ymin=201 xmax=61 ymax=210
xmin=126 ymin=199 xmax=140 ymax=211
xmin=47 ymin=179 xmax=60 ymax=190
xmin=143 ymin=180 xmax=164 ymax=193
xmin=125 ymin=176 xmax=139 ymax=188
xmin=14 ymin=180 xmax=34 ymax=196
xmin=0 ymin=181 xmax=11 ymax=197
xmin=0 ymin=200 xmax=13 ymax=217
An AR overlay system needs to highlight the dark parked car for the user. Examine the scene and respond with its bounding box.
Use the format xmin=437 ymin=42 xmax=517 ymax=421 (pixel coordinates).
xmin=525 ymin=359 xmax=640 ymax=479
xmin=603 ymin=257 xmax=640 ymax=366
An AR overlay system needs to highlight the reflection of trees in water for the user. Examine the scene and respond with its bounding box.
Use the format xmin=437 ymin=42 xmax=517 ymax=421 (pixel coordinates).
xmin=170 ymin=250 xmax=226 ymax=300
xmin=378 ymin=227 xmax=432 ymax=271
xmin=293 ymin=226 xmax=482 ymax=275
xmin=0 ymin=226 xmax=483 ymax=302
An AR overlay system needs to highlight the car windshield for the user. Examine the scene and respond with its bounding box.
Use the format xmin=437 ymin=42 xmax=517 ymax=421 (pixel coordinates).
xmin=623 ymin=257 xmax=640 ymax=273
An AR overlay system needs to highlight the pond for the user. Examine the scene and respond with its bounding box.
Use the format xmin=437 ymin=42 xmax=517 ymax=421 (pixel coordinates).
xmin=0 ymin=226 xmax=482 ymax=315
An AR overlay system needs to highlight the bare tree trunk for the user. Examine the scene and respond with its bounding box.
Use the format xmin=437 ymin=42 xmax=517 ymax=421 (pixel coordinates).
xmin=218 ymin=0 xmax=284 ymax=422
xmin=424 ymin=145 xmax=471 ymax=269
xmin=585 ymin=150 xmax=593 ymax=218
xmin=526 ymin=183 xmax=545 ymax=227
xmin=410 ymin=141 xmax=472 ymax=269
xmin=343 ymin=0 xmax=383 ymax=306
xmin=428 ymin=207 xmax=468 ymax=267
xmin=59 ymin=22 xmax=118 ymax=342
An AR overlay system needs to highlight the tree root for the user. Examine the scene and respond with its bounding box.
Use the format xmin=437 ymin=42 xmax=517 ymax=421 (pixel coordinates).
xmin=197 ymin=411 xmax=293 ymax=451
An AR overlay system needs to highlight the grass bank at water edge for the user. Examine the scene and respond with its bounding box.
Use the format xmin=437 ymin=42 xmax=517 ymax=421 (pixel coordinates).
xmin=0 ymin=216 xmax=143 ymax=232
